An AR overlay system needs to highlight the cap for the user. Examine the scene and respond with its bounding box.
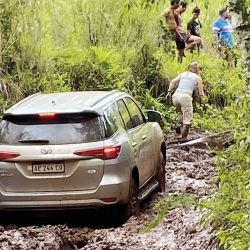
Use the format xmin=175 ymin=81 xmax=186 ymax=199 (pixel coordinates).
xmin=188 ymin=61 xmax=200 ymax=68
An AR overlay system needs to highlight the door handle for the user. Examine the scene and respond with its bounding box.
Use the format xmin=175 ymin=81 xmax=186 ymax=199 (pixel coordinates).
xmin=142 ymin=135 xmax=147 ymax=140
xmin=132 ymin=142 xmax=137 ymax=147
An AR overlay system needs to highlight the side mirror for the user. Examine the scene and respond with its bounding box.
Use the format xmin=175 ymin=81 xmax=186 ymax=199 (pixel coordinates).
xmin=147 ymin=110 xmax=162 ymax=123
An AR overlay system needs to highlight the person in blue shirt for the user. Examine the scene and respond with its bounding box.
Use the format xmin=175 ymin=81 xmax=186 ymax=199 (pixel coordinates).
xmin=212 ymin=7 xmax=234 ymax=50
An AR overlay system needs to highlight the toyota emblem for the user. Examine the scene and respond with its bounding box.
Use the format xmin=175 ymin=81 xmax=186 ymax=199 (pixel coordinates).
xmin=41 ymin=147 xmax=52 ymax=154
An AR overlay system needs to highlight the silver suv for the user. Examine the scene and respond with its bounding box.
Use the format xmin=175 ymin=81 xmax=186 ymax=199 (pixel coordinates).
xmin=0 ymin=91 xmax=166 ymax=220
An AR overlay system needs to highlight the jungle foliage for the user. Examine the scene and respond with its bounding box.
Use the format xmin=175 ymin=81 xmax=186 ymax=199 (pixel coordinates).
xmin=201 ymin=1 xmax=250 ymax=249
xmin=0 ymin=0 xmax=245 ymax=129
xmin=0 ymin=0 xmax=249 ymax=248
xmin=201 ymin=98 xmax=250 ymax=250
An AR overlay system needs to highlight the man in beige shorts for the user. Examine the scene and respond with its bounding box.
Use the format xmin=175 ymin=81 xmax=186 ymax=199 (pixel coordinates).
xmin=166 ymin=62 xmax=205 ymax=139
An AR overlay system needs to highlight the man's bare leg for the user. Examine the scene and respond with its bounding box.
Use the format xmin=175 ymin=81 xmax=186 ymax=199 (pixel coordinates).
xmin=177 ymin=49 xmax=185 ymax=63
xmin=186 ymin=35 xmax=201 ymax=51
xmin=185 ymin=42 xmax=196 ymax=50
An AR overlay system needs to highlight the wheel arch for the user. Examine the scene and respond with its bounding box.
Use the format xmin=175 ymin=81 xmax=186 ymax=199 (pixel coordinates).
xmin=160 ymin=141 xmax=166 ymax=161
xmin=131 ymin=166 xmax=139 ymax=187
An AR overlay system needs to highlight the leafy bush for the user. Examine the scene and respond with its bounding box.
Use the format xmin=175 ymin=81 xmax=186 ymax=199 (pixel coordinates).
xmin=143 ymin=194 xmax=195 ymax=233
xmin=201 ymin=98 xmax=250 ymax=249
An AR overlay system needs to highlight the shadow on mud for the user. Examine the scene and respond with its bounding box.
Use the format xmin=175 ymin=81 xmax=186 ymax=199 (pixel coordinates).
xmin=0 ymin=208 xmax=124 ymax=229
xmin=0 ymin=192 xmax=159 ymax=230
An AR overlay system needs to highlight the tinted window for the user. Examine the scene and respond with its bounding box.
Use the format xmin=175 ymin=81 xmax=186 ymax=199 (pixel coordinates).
xmin=104 ymin=103 xmax=123 ymax=137
xmin=125 ymin=98 xmax=145 ymax=127
xmin=0 ymin=113 xmax=103 ymax=145
xmin=117 ymin=100 xmax=133 ymax=130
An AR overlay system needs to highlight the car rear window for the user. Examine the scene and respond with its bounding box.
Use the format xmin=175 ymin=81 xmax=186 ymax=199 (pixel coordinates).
xmin=0 ymin=113 xmax=104 ymax=145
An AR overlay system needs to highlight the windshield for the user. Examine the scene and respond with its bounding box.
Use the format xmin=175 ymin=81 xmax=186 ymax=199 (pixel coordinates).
xmin=0 ymin=113 xmax=104 ymax=145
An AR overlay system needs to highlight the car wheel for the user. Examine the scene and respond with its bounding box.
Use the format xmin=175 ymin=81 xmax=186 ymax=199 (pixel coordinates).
xmin=120 ymin=177 xmax=139 ymax=222
xmin=156 ymin=151 xmax=166 ymax=192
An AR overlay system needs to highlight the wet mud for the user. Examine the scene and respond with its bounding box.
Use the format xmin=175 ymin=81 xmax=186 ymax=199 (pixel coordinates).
xmin=0 ymin=130 xmax=220 ymax=250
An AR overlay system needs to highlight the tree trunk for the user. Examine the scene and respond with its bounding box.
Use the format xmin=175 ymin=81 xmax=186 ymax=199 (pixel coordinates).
xmin=229 ymin=0 xmax=250 ymax=95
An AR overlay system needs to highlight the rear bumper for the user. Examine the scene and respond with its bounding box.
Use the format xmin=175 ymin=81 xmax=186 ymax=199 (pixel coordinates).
xmin=0 ymin=140 xmax=134 ymax=211
xmin=0 ymin=178 xmax=130 ymax=210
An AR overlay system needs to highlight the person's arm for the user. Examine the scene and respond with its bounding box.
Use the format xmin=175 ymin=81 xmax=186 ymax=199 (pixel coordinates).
xmin=213 ymin=33 xmax=221 ymax=49
xmin=161 ymin=8 xmax=169 ymax=17
xmin=187 ymin=21 xmax=192 ymax=36
xmin=199 ymin=20 xmax=203 ymax=29
xmin=195 ymin=77 xmax=208 ymax=112
xmin=212 ymin=22 xmax=221 ymax=49
xmin=167 ymin=75 xmax=181 ymax=93
xmin=165 ymin=74 xmax=181 ymax=102
xmin=197 ymin=77 xmax=204 ymax=96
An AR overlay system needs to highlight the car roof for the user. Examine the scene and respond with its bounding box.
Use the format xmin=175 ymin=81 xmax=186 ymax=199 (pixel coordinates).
xmin=5 ymin=91 xmax=128 ymax=116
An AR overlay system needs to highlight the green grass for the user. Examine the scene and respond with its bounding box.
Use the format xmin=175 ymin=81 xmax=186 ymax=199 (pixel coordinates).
xmin=142 ymin=194 xmax=196 ymax=233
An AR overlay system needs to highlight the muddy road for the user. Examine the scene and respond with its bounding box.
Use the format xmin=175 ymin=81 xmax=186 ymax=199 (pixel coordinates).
xmin=0 ymin=131 xmax=219 ymax=250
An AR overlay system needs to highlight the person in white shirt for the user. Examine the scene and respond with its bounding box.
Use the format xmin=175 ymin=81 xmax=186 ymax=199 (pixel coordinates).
xmin=166 ymin=62 xmax=205 ymax=139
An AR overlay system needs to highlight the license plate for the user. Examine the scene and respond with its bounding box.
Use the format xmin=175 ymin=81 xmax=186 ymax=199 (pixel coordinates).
xmin=32 ymin=162 xmax=65 ymax=174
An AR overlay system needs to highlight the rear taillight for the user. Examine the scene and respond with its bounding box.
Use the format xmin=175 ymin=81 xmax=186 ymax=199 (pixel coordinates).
xmin=103 ymin=145 xmax=121 ymax=159
xmin=0 ymin=152 xmax=20 ymax=160
xmin=74 ymin=145 xmax=121 ymax=160
xmin=38 ymin=112 xmax=56 ymax=119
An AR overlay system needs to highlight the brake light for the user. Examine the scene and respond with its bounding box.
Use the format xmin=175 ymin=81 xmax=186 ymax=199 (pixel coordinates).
xmin=74 ymin=145 xmax=121 ymax=160
xmin=0 ymin=152 xmax=20 ymax=160
xmin=38 ymin=113 xmax=56 ymax=119
xmin=103 ymin=145 xmax=121 ymax=159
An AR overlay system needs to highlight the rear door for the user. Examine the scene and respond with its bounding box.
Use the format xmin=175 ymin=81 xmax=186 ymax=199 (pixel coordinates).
xmin=124 ymin=98 xmax=155 ymax=181
xmin=117 ymin=99 xmax=149 ymax=185
xmin=0 ymin=113 xmax=105 ymax=193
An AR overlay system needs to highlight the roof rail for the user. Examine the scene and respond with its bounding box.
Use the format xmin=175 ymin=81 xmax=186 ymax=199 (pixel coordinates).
xmin=8 ymin=92 xmax=42 ymax=111
xmin=90 ymin=90 xmax=120 ymax=107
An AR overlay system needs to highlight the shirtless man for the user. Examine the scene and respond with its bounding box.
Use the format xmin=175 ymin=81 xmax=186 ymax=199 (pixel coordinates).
xmin=162 ymin=0 xmax=180 ymax=33
xmin=162 ymin=0 xmax=185 ymax=62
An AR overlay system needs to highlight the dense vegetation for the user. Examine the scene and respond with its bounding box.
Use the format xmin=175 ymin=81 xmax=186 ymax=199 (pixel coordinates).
xmin=0 ymin=0 xmax=249 ymax=248
xmin=0 ymin=0 xmax=245 ymax=129
xmin=202 ymin=1 xmax=250 ymax=249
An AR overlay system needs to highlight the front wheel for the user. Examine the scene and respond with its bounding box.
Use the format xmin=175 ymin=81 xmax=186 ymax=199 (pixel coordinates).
xmin=155 ymin=151 xmax=166 ymax=192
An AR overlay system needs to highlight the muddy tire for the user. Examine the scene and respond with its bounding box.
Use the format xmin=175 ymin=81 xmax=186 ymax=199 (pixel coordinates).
xmin=155 ymin=152 xmax=166 ymax=192
xmin=120 ymin=177 xmax=139 ymax=222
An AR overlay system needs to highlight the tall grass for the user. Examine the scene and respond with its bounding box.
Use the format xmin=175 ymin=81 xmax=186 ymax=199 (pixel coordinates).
xmin=0 ymin=0 xmax=245 ymax=124
xmin=2 ymin=0 xmax=227 ymax=61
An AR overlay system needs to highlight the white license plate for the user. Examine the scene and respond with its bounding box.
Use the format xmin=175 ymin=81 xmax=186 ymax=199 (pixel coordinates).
xmin=32 ymin=162 xmax=65 ymax=174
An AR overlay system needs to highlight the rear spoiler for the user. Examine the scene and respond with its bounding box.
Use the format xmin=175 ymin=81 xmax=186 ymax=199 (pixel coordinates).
xmin=2 ymin=111 xmax=102 ymax=125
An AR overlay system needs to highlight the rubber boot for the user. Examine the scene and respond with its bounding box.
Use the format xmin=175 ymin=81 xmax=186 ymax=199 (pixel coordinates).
xmin=174 ymin=123 xmax=182 ymax=134
xmin=181 ymin=124 xmax=190 ymax=139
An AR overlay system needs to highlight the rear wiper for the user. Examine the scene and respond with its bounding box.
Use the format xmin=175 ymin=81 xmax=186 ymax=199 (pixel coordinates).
xmin=18 ymin=139 xmax=50 ymax=144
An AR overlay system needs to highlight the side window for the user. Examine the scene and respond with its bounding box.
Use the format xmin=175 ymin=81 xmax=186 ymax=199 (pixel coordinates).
xmin=104 ymin=103 xmax=123 ymax=137
xmin=117 ymin=99 xmax=133 ymax=130
xmin=125 ymin=98 xmax=145 ymax=127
